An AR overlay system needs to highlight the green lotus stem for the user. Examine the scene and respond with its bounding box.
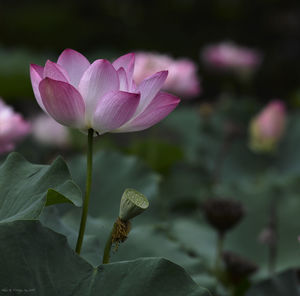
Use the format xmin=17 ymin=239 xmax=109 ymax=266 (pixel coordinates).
xmin=102 ymin=222 xmax=117 ymax=264
xmin=268 ymin=196 xmax=278 ymax=275
xmin=215 ymin=232 xmax=224 ymax=272
xmin=75 ymin=128 xmax=94 ymax=254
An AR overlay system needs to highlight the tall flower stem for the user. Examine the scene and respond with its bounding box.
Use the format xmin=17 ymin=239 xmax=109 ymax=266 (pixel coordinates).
xmin=75 ymin=128 xmax=94 ymax=254
xmin=268 ymin=196 xmax=278 ymax=275
xmin=215 ymin=232 xmax=224 ymax=273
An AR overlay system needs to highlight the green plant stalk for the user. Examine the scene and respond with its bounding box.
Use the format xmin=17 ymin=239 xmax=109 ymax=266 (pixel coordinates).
xmin=268 ymin=196 xmax=278 ymax=275
xmin=102 ymin=222 xmax=117 ymax=264
xmin=75 ymin=128 xmax=94 ymax=254
xmin=215 ymin=232 xmax=224 ymax=273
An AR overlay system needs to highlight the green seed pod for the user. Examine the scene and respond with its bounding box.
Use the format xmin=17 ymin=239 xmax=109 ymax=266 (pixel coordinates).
xmin=119 ymin=188 xmax=149 ymax=221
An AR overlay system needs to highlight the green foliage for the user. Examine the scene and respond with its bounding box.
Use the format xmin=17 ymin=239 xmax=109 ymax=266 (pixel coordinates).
xmin=2 ymin=98 xmax=300 ymax=295
xmin=38 ymin=102 xmax=300 ymax=295
xmin=150 ymin=100 xmax=300 ymax=293
xmin=0 ymin=152 xmax=81 ymax=223
xmin=68 ymin=150 xmax=160 ymax=219
xmin=0 ymin=150 xmax=210 ymax=294
xmin=246 ymin=269 xmax=299 ymax=296
xmin=0 ymin=221 xmax=209 ymax=296
xmin=127 ymin=138 xmax=184 ymax=174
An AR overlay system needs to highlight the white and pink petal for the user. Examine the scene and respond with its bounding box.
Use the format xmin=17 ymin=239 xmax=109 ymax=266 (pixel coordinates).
xmin=43 ymin=60 xmax=70 ymax=82
xmin=57 ymin=49 xmax=90 ymax=87
xmin=92 ymin=91 xmax=140 ymax=134
xmin=135 ymin=71 xmax=168 ymax=115
xmin=78 ymin=59 xmax=119 ymax=121
xmin=39 ymin=78 xmax=85 ymax=128
xmin=117 ymin=67 xmax=129 ymax=91
xmin=112 ymin=53 xmax=135 ymax=81
xmin=117 ymin=91 xmax=180 ymax=132
xmin=30 ymin=64 xmax=46 ymax=112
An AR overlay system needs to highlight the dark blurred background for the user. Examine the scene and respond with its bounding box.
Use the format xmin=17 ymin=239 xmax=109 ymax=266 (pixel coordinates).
xmin=1 ymin=0 xmax=300 ymax=102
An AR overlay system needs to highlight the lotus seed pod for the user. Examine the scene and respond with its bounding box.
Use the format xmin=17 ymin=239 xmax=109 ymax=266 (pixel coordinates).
xmin=222 ymin=251 xmax=258 ymax=283
xmin=203 ymin=198 xmax=245 ymax=235
xmin=119 ymin=188 xmax=149 ymax=221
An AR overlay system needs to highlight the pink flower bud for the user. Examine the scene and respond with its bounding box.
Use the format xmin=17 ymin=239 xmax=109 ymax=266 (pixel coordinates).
xmin=133 ymin=52 xmax=201 ymax=98
xmin=201 ymin=42 xmax=262 ymax=73
xmin=32 ymin=114 xmax=70 ymax=147
xmin=30 ymin=50 xmax=180 ymax=135
xmin=0 ymin=98 xmax=30 ymax=154
xmin=249 ymin=100 xmax=286 ymax=152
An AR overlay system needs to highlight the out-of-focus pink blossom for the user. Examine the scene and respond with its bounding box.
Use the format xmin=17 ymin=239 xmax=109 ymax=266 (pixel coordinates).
xmin=201 ymin=42 xmax=262 ymax=73
xmin=0 ymin=98 xmax=30 ymax=154
xmin=249 ymin=100 xmax=286 ymax=152
xmin=32 ymin=114 xmax=70 ymax=147
xmin=30 ymin=49 xmax=180 ymax=134
xmin=133 ymin=52 xmax=201 ymax=98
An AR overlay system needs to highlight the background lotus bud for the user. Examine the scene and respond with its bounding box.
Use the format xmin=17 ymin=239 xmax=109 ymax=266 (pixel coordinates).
xmin=30 ymin=49 xmax=180 ymax=135
xmin=203 ymin=198 xmax=245 ymax=235
xmin=119 ymin=188 xmax=149 ymax=222
xmin=0 ymin=98 xmax=30 ymax=154
xmin=249 ymin=100 xmax=286 ymax=152
xmin=133 ymin=52 xmax=201 ymax=98
xmin=201 ymin=42 xmax=262 ymax=73
xmin=32 ymin=114 xmax=70 ymax=147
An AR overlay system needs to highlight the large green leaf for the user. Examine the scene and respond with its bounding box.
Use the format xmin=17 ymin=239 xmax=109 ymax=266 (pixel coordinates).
xmin=162 ymin=107 xmax=204 ymax=164
xmin=0 ymin=152 xmax=82 ymax=223
xmin=126 ymin=138 xmax=184 ymax=174
xmin=41 ymin=206 xmax=206 ymax=278
xmin=0 ymin=220 xmax=210 ymax=296
xmin=68 ymin=150 xmax=160 ymax=219
xmin=246 ymin=269 xmax=299 ymax=296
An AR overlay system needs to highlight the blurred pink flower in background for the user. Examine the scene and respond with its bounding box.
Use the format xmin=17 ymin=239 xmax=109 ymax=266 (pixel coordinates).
xmin=201 ymin=42 xmax=262 ymax=73
xmin=32 ymin=114 xmax=70 ymax=147
xmin=30 ymin=49 xmax=180 ymax=134
xmin=0 ymin=98 xmax=30 ymax=154
xmin=249 ymin=100 xmax=286 ymax=152
xmin=133 ymin=52 xmax=201 ymax=98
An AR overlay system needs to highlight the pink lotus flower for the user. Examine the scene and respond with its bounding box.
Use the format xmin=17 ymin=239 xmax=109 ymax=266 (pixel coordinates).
xmin=30 ymin=49 xmax=180 ymax=134
xmin=249 ymin=100 xmax=286 ymax=152
xmin=201 ymin=42 xmax=262 ymax=73
xmin=32 ymin=114 xmax=70 ymax=147
xmin=0 ymin=98 xmax=30 ymax=154
xmin=134 ymin=52 xmax=201 ymax=98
